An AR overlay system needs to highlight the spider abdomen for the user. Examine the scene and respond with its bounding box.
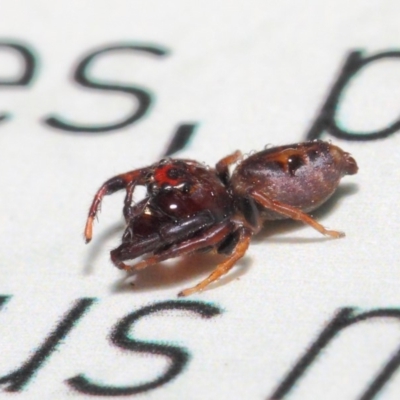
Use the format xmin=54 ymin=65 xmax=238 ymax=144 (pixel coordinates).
xmin=231 ymin=140 xmax=358 ymax=219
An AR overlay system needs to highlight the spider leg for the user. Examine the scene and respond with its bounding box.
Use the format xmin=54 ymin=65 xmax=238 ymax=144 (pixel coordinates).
xmin=84 ymin=168 xmax=148 ymax=243
xmin=178 ymin=227 xmax=252 ymax=297
xmin=123 ymin=180 xmax=150 ymax=221
xmin=125 ymin=221 xmax=234 ymax=271
xmin=250 ymin=189 xmax=344 ymax=238
xmin=216 ymin=150 xmax=242 ymax=185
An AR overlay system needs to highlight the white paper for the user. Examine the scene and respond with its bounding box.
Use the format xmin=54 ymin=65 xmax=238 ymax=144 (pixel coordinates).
xmin=1 ymin=1 xmax=400 ymax=399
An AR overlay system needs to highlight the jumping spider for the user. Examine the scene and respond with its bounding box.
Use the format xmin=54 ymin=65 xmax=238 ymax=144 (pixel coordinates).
xmin=84 ymin=140 xmax=358 ymax=297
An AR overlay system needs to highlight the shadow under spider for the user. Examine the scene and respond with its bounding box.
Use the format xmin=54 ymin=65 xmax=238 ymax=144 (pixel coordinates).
xmin=110 ymin=252 xmax=252 ymax=295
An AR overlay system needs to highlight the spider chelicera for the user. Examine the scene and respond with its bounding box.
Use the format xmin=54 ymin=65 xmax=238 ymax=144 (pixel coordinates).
xmin=84 ymin=140 xmax=358 ymax=297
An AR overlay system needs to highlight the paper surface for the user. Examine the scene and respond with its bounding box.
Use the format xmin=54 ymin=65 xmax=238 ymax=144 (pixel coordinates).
xmin=1 ymin=1 xmax=400 ymax=399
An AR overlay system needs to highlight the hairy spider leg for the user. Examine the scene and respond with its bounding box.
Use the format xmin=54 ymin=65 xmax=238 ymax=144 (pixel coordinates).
xmin=122 ymin=180 xmax=136 ymax=221
xmin=122 ymin=180 xmax=151 ymax=221
xmin=178 ymin=227 xmax=252 ymax=297
xmin=84 ymin=168 xmax=148 ymax=243
xmin=250 ymin=190 xmax=344 ymax=238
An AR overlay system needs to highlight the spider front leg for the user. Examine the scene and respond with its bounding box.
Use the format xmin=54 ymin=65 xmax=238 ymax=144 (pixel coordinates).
xmin=122 ymin=180 xmax=151 ymax=222
xmin=84 ymin=168 xmax=148 ymax=243
xmin=250 ymin=190 xmax=344 ymax=238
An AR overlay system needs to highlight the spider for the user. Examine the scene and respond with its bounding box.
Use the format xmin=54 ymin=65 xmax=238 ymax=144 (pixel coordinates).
xmin=84 ymin=140 xmax=358 ymax=297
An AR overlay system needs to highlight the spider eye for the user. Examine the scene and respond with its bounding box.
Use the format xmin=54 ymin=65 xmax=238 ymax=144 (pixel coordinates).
xmin=167 ymin=167 xmax=185 ymax=180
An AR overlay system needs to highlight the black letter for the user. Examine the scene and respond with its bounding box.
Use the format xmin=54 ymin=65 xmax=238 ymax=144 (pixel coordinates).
xmin=0 ymin=298 xmax=95 ymax=392
xmin=67 ymin=300 xmax=222 ymax=396
xmin=306 ymin=50 xmax=400 ymax=141
xmin=44 ymin=44 xmax=169 ymax=133
xmin=0 ymin=295 xmax=11 ymax=309
xmin=163 ymin=123 xmax=199 ymax=156
xmin=0 ymin=41 xmax=36 ymax=123
xmin=270 ymin=307 xmax=400 ymax=400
